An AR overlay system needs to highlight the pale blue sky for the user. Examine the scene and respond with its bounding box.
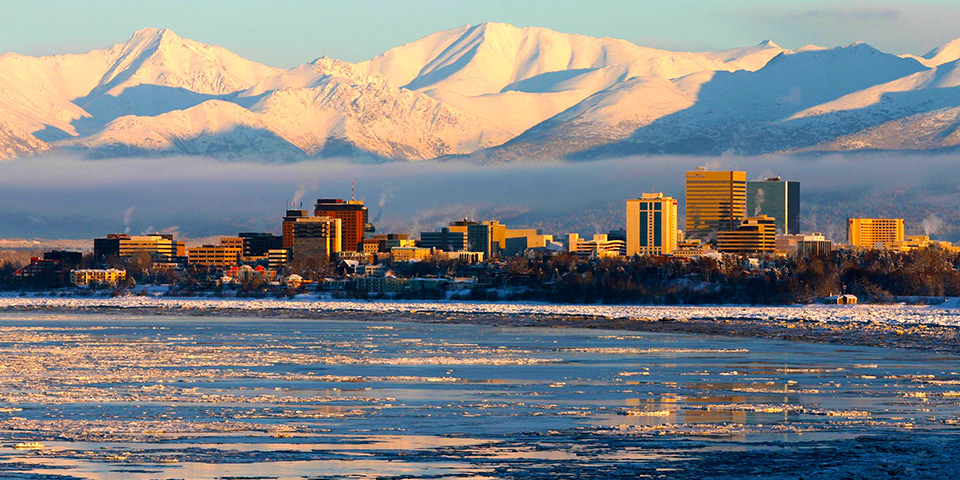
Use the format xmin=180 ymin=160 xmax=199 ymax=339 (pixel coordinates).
xmin=2 ymin=0 xmax=960 ymax=67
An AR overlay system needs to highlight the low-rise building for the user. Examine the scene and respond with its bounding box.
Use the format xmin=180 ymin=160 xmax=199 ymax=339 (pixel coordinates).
xmin=717 ymin=216 xmax=776 ymax=255
xmin=70 ymin=269 xmax=127 ymax=287
xmin=440 ymin=251 xmax=485 ymax=263
xmin=567 ymin=233 xmax=625 ymax=258
xmin=776 ymin=233 xmax=832 ymax=256
xmin=355 ymin=276 xmax=407 ymax=293
xmin=391 ymin=246 xmax=434 ymax=262
xmin=239 ymin=232 xmax=284 ymax=257
xmin=188 ymin=238 xmax=244 ymax=267
xmin=883 ymin=235 xmax=960 ymax=253
xmin=119 ymin=234 xmax=185 ymax=262
xmin=672 ymin=239 xmax=715 ymax=258
xmin=503 ymin=232 xmax=554 ymax=256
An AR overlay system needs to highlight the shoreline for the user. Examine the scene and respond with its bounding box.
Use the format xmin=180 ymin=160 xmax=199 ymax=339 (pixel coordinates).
xmin=0 ymin=297 xmax=958 ymax=355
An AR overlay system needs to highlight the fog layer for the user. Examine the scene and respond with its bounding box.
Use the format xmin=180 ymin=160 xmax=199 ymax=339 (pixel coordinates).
xmin=1 ymin=153 xmax=957 ymax=244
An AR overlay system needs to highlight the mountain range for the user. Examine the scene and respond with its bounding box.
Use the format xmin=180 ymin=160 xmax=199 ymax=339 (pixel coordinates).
xmin=4 ymin=23 xmax=960 ymax=162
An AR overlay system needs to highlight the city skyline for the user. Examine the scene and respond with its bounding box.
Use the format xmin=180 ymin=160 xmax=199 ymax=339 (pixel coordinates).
xmin=2 ymin=5 xmax=959 ymax=478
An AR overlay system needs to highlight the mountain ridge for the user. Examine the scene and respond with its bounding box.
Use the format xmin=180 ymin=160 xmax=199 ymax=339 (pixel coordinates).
xmin=2 ymin=24 xmax=960 ymax=161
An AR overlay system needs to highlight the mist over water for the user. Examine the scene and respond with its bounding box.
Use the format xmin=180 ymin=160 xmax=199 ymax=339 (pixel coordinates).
xmin=1 ymin=153 xmax=958 ymax=244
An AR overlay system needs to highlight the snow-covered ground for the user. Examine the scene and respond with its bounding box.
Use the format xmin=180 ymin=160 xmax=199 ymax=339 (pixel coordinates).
xmin=2 ymin=294 xmax=960 ymax=327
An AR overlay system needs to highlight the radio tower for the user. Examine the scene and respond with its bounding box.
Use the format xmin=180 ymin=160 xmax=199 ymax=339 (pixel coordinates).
xmin=351 ymin=179 xmax=356 ymax=201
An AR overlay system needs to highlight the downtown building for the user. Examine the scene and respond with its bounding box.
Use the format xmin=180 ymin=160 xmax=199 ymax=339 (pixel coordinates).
xmin=187 ymin=237 xmax=244 ymax=268
xmin=626 ymin=193 xmax=679 ymax=256
xmin=746 ymin=177 xmax=800 ymax=235
xmin=567 ymin=233 xmax=626 ymax=258
xmin=293 ymin=216 xmax=342 ymax=259
xmin=847 ymin=218 xmax=905 ymax=249
xmin=94 ymin=234 xmax=185 ymax=263
xmin=685 ymin=167 xmax=747 ymax=242
xmin=716 ymin=216 xmax=777 ymax=255
xmin=282 ymin=210 xmax=309 ymax=250
xmin=238 ymin=232 xmax=284 ymax=258
xmin=420 ymin=228 xmax=469 ymax=252
xmin=314 ymin=199 xmax=369 ymax=252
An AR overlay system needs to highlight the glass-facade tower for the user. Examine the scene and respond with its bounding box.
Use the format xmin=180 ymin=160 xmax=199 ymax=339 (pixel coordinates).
xmin=747 ymin=178 xmax=800 ymax=235
xmin=685 ymin=168 xmax=747 ymax=241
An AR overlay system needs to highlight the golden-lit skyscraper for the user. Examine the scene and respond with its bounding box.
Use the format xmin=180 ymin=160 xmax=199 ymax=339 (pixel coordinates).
xmin=848 ymin=218 xmax=904 ymax=248
xmin=626 ymin=193 xmax=678 ymax=256
xmin=685 ymin=167 xmax=747 ymax=241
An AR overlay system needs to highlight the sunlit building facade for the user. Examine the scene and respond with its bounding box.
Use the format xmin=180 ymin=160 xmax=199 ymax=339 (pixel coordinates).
xmin=716 ymin=216 xmax=777 ymax=255
xmin=847 ymin=218 xmax=904 ymax=249
xmin=293 ymin=216 xmax=342 ymax=259
xmin=685 ymin=168 xmax=747 ymax=241
xmin=70 ymin=269 xmax=127 ymax=287
xmin=314 ymin=199 xmax=368 ymax=252
xmin=626 ymin=193 xmax=678 ymax=256
xmin=116 ymin=234 xmax=184 ymax=262
xmin=187 ymin=238 xmax=244 ymax=267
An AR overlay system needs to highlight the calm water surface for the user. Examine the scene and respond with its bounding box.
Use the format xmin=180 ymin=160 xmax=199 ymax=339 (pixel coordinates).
xmin=0 ymin=312 xmax=956 ymax=479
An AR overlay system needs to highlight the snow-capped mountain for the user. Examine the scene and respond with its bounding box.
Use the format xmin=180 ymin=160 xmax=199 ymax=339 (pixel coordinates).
xmin=61 ymin=57 xmax=510 ymax=160
xmin=3 ymin=23 xmax=960 ymax=162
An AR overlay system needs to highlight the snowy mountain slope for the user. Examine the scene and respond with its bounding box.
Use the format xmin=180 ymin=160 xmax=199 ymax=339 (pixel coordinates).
xmin=71 ymin=28 xmax=282 ymax=135
xmin=3 ymin=24 xmax=960 ymax=161
xmin=64 ymin=58 xmax=511 ymax=161
xmin=0 ymin=119 xmax=50 ymax=160
xmin=358 ymin=22 xmax=665 ymax=95
xmin=785 ymin=59 xmax=960 ymax=152
xmin=0 ymin=28 xmax=280 ymax=141
xmin=480 ymin=43 xmax=930 ymax=160
xmin=476 ymin=76 xmax=696 ymax=161
xmin=701 ymin=40 xmax=788 ymax=71
xmin=921 ymin=37 xmax=960 ymax=66
xmin=357 ymin=22 xmax=744 ymax=135
xmin=808 ymin=107 xmax=960 ymax=152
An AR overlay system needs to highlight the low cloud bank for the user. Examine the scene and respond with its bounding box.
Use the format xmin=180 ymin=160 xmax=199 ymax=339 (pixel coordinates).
xmin=1 ymin=153 xmax=958 ymax=244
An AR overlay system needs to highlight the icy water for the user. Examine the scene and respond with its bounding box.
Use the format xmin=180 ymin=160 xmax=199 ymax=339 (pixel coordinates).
xmin=0 ymin=312 xmax=958 ymax=479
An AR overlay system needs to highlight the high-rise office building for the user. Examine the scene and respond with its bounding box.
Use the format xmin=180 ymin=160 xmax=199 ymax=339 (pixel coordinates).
xmin=314 ymin=199 xmax=368 ymax=252
xmin=293 ymin=216 xmax=342 ymax=259
xmin=848 ymin=218 xmax=904 ymax=249
xmin=626 ymin=193 xmax=679 ymax=256
xmin=716 ymin=216 xmax=777 ymax=255
xmin=467 ymin=223 xmax=494 ymax=257
xmin=282 ymin=210 xmax=308 ymax=250
xmin=685 ymin=167 xmax=747 ymax=241
xmin=747 ymin=177 xmax=800 ymax=235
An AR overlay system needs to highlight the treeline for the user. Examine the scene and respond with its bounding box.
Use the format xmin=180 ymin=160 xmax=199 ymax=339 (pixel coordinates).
xmin=5 ymin=247 xmax=960 ymax=305
xmin=386 ymin=247 xmax=960 ymax=305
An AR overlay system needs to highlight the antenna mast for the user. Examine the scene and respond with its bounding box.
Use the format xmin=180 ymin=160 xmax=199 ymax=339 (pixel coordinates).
xmin=351 ymin=180 xmax=356 ymax=201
